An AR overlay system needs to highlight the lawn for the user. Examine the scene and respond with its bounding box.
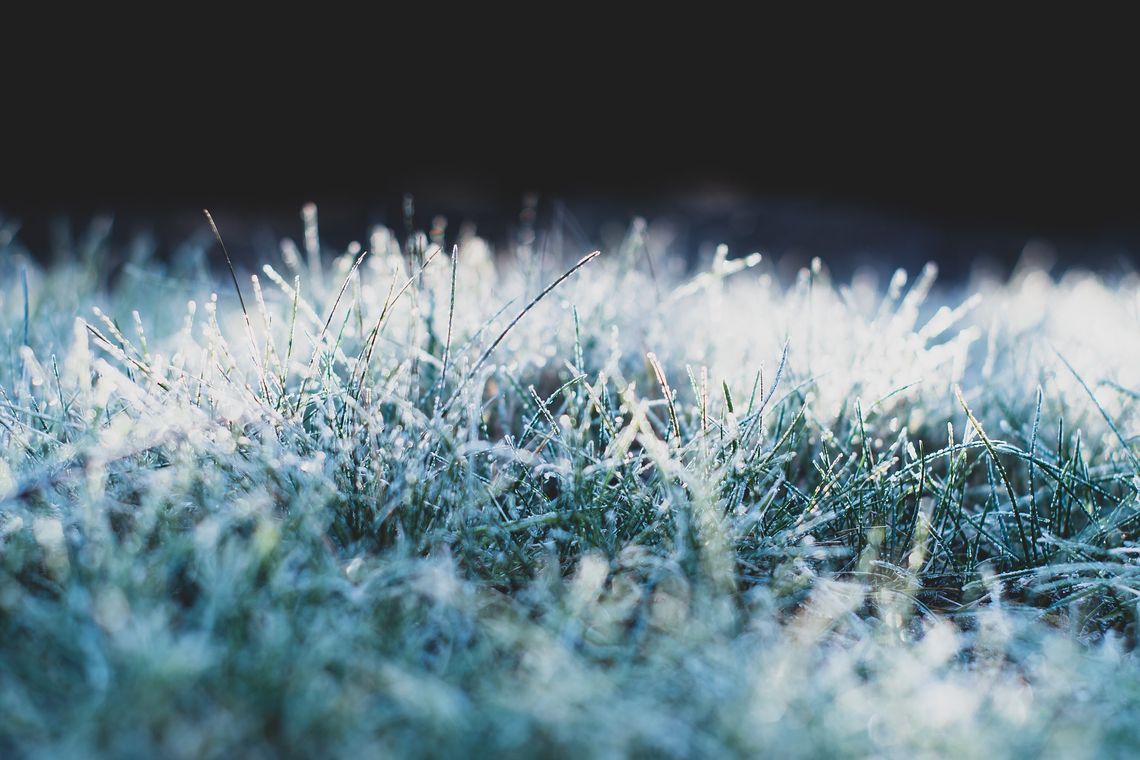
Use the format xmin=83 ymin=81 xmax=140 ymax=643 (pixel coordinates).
xmin=3 ymin=208 xmax=1140 ymax=757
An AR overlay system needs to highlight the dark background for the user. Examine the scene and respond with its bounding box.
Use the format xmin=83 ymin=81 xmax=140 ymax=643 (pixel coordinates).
xmin=4 ymin=24 xmax=1138 ymax=281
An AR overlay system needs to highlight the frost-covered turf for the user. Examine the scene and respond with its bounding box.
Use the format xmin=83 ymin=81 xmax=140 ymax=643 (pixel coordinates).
xmin=4 ymin=209 xmax=1140 ymax=757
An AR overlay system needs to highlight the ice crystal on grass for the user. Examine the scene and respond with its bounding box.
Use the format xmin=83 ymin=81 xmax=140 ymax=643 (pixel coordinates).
xmin=4 ymin=208 xmax=1140 ymax=756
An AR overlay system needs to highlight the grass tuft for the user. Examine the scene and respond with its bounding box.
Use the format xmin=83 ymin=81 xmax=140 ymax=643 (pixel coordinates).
xmin=3 ymin=210 xmax=1140 ymax=756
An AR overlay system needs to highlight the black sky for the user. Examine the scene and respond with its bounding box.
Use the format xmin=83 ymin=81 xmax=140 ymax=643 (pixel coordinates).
xmin=4 ymin=23 xmax=1138 ymax=274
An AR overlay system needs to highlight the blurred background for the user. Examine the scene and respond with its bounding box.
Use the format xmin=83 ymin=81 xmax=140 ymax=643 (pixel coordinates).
xmin=4 ymin=27 xmax=1137 ymax=283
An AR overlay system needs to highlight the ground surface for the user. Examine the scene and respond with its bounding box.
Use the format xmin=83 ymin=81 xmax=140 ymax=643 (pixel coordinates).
xmin=4 ymin=210 xmax=1140 ymax=757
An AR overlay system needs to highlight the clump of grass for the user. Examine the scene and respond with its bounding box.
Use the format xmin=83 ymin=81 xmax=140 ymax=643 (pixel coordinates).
xmin=4 ymin=207 xmax=1140 ymax=757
